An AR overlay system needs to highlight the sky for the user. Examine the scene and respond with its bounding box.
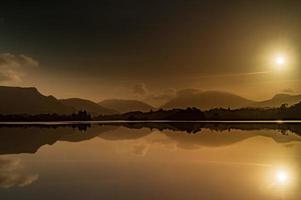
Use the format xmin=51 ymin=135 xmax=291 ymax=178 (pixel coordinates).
xmin=0 ymin=1 xmax=300 ymax=105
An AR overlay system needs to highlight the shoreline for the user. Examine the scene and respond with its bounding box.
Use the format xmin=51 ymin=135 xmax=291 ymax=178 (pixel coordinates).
xmin=1 ymin=120 xmax=301 ymax=125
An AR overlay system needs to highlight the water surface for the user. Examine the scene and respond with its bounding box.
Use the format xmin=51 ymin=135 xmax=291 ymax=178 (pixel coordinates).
xmin=0 ymin=122 xmax=300 ymax=200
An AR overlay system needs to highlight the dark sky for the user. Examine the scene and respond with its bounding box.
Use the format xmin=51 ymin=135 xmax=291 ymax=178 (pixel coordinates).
xmin=0 ymin=0 xmax=300 ymax=104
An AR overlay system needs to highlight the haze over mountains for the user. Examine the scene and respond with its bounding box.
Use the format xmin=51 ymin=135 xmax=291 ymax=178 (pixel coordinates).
xmin=251 ymin=93 xmax=301 ymax=108
xmin=162 ymin=89 xmax=301 ymax=110
xmin=60 ymin=98 xmax=118 ymax=116
xmin=98 ymin=99 xmax=155 ymax=113
xmin=162 ymin=91 xmax=254 ymax=110
xmin=0 ymin=86 xmax=301 ymax=115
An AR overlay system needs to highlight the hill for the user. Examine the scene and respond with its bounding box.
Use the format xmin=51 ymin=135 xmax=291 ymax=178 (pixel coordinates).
xmin=0 ymin=86 xmax=74 ymax=114
xmin=60 ymin=98 xmax=118 ymax=116
xmin=162 ymin=91 xmax=255 ymax=110
xmin=162 ymin=90 xmax=301 ymax=110
xmin=99 ymin=99 xmax=155 ymax=113
xmin=252 ymin=94 xmax=301 ymax=108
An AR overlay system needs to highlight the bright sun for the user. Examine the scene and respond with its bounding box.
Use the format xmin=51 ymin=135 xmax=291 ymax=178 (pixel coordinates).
xmin=274 ymin=55 xmax=287 ymax=70
xmin=275 ymin=56 xmax=285 ymax=65
xmin=275 ymin=170 xmax=289 ymax=185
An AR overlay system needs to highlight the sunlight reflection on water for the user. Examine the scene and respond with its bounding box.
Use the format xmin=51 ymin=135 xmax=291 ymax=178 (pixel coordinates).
xmin=0 ymin=123 xmax=300 ymax=199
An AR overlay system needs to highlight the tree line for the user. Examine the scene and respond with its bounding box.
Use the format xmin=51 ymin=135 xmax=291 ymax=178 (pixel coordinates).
xmin=0 ymin=102 xmax=300 ymax=121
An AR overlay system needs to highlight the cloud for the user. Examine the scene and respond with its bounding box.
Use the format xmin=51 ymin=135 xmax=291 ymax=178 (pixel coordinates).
xmin=0 ymin=173 xmax=39 ymax=188
xmin=0 ymin=157 xmax=39 ymax=188
xmin=133 ymin=83 xmax=148 ymax=96
xmin=0 ymin=157 xmax=20 ymax=171
xmin=0 ymin=53 xmax=39 ymax=83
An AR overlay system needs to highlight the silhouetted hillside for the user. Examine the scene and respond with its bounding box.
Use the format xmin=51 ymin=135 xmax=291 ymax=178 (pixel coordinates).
xmin=1 ymin=101 xmax=300 ymax=122
xmin=99 ymin=99 xmax=155 ymax=113
xmin=96 ymin=102 xmax=301 ymax=121
xmin=1 ymin=86 xmax=300 ymax=119
xmin=285 ymin=101 xmax=301 ymax=119
xmin=292 ymin=101 xmax=301 ymax=110
xmin=60 ymin=98 xmax=118 ymax=116
xmin=162 ymin=91 xmax=254 ymax=110
xmin=252 ymin=94 xmax=301 ymax=108
xmin=162 ymin=89 xmax=301 ymax=110
xmin=0 ymin=86 xmax=74 ymax=114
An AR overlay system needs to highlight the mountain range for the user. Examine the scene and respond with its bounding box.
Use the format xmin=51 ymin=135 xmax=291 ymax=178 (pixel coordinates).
xmin=0 ymin=86 xmax=300 ymax=115
xmin=162 ymin=90 xmax=301 ymax=110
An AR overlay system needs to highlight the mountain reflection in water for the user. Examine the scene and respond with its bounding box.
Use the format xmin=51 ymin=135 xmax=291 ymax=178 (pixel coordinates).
xmin=0 ymin=122 xmax=301 ymax=155
xmin=0 ymin=122 xmax=300 ymax=200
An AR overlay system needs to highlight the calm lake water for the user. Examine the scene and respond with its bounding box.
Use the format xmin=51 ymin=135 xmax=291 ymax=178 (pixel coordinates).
xmin=0 ymin=122 xmax=300 ymax=200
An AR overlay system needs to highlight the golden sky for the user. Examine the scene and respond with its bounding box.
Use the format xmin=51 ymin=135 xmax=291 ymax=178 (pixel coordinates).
xmin=0 ymin=1 xmax=300 ymax=104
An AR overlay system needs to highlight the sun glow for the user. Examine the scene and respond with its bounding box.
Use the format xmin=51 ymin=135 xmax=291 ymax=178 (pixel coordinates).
xmin=273 ymin=169 xmax=291 ymax=186
xmin=275 ymin=56 xmax=285 ymax=65
xmin=274 ymin=55 xmax=286 ymax=70
xmin=275 ymin=170 xmax=289 ymax=184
